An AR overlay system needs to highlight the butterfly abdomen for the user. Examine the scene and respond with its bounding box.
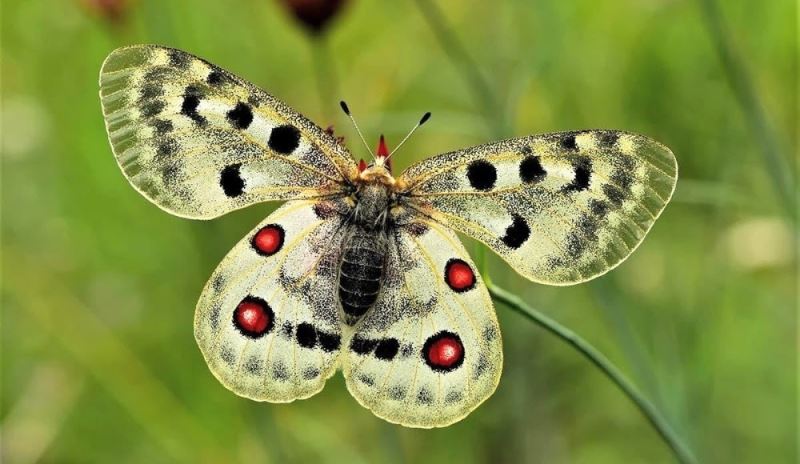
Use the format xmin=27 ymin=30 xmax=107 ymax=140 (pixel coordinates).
xmin=339 ymin=226 xmax=386 ymax=325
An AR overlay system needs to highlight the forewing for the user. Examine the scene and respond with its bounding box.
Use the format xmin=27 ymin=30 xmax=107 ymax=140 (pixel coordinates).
xmin=343 ymin=209 xmax=502 ymax=428
xmin=99 ymin=45 xmax=356 ymax=219
xmin=194 ymin=199 xmax=351 ymax=401
xmin=399 ymin=131 xmax=677 ymax=285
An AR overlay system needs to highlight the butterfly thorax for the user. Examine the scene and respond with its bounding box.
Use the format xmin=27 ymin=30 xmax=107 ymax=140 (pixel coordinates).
xmin=338 ymin=170 xmax=396 ymax=325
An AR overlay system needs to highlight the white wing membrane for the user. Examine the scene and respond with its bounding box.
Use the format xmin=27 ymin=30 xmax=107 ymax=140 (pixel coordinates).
xmin=194 ymin=199 xmax=351 ymax=401
xmin=343 ymin=209 xmax=502 ymax=428
xmin=100 ymin=45 xmax=356 ymax=219
xmin=399 ymin=131 xmax=677 ymax=284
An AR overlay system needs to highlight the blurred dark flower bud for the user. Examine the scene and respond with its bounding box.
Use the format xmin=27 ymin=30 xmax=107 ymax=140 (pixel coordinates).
xmin=278 ymin=0 xmax=348 ymax=36
xmin=80 ymin=0 xmax=132 ymax=24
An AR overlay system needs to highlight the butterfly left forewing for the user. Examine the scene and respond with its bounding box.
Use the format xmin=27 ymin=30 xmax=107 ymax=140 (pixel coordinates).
xmin=100 ymin=45 xmax=356 ymax=219
xmin=398 ymin=130 xmax=677 ymax=285
xmin=342 ymin=209 xmax=502 ymax=428
xmin=195 ymin=199 xmax=352 ymax=401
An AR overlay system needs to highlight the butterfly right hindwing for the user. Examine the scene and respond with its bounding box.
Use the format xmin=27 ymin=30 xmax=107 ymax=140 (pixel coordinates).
xmin=194 ymin=199 xmax=352 ymax=402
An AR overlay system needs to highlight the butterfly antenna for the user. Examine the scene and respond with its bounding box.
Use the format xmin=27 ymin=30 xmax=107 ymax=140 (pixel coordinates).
xmin=386 ymin=112 xmax=431 ymax=160
xmin=339 ymin=101 xmax=374 ymax=160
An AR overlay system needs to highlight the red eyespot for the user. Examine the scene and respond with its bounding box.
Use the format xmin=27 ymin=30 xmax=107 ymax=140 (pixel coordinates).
xmin=423 ymin=331 xmax=464 ymax=372
xmin=252 ymin=225 xmax=284 ymax=256
xmin=233 ymin=296 xmax=273 ymax=338
xmin=444 ymin=259 xmax=476 ymax=292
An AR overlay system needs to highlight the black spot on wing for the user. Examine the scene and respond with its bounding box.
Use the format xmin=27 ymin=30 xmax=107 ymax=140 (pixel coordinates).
xmin=139 ymin=82 xmax=163 ymax=101
xmin=445 ymin=390 xmax=463 ymax=404
xmin=273 ymin=362 xmax=289 ymax=381
xmin=220 ymin=164 xmax=245 ymax=197
xmin=296 ymin=322 xmax=317 ymax=348
xmin=600 ymin=132 xmax=619 ymax=147
xmin=220 ymin=346 xmax=235 ymax=365
xmin=564 ymin=158 xmax=592 ymax=192
xmin=374 ymin=339 xmax=400 ymax=361
xmin=281 ymin=322 xmax=294 ymax=338
xmin=520 ymin=155 xmax=547 ymax=183
xmin=168 ymin=49 xmax=190 ymax=68
xmin=244 ymin=357 xmax=263 ymax=375
xmin=466 ymin=159 xmax=497 ymax=191
xmin=389 ymin=385 xmax=406 ymax=400
xmin=577 ymin=214 xmax=600 ymax=240
xmin=501 ymin=214 xmax=530 ymax=249
xmin=473 ymin=354 xmax=490 ymax=380
xmin=140 ymin=100 xmax=165 ymax=118
xmin=268 ymin=125 xmax=301 ymax=154
xmin=151 ymin=118 xmax=173 ymax=135
xmin=303 ymin=368 xmax=321 ymax=380
xmin=603 ymin=184 xmax=626 ymax=206
xmin=209 ymin=305 xmax=221 ymax=330
xmin=350 ymin=335 xmax=378 ymax=355
xmin=227 ymin=102 xmax=253 ymax=130
xmin=156 ymin=138 xmax=178 ymax=159
xmin=181 ymin=86 xmax=206 ymax=125
xmin=560 ymin=133 xmax=579 ymax=151
xmin=207 ymin=70 xmax=225 ymax=85
xmin=161 ymin=165 xmax=179 ymax=185
xmin=610 ymin=155 xmax=636 ymax=191
xmin=589 ymin=199 xmax=609 ymax=217
xmin=358 ymin=374 xmax=375 ymax=386
xmin=318 ymin=330 xmax=341 ymax=352
xmin=416 ymin=388 xmax=434 ymax=405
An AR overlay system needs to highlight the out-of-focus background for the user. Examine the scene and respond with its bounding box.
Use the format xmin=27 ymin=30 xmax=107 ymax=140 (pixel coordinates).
xmin=1 ymin=0 xmax=796 ymax=462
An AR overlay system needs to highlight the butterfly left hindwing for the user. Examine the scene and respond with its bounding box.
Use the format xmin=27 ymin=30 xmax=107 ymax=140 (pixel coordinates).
xmin=195 ymin=199 xmax=350 ymax=402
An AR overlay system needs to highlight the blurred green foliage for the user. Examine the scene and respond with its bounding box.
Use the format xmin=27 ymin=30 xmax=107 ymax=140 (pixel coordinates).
xmin=1 ymin=0 xmax=796 ymax=462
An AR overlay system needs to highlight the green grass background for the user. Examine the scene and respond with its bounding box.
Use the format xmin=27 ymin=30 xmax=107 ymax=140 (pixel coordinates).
xmin=1 ymin=0 xmax=796 ymax=462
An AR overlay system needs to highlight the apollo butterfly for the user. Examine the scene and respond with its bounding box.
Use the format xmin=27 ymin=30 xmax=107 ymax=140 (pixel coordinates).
xmin=99 ymin=45 xmax=677 ymax=427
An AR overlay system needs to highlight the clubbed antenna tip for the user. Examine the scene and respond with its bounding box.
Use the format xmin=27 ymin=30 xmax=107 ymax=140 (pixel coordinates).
xmin=339 ymin=100 xmax=350 ymax=116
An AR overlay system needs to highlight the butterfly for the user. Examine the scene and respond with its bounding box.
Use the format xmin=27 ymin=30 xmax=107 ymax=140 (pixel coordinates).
xmin=99 ymin=45 xmax=677 ymax=428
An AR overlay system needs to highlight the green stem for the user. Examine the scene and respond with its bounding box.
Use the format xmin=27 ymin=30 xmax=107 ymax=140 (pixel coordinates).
xmin=413 ymin=0 xmax=506 ymax=137
xmin=487 ymin=282 xmax=697 ymax=464
xmin=697 ymin=0 xmax=795 ymax=215
xmin=311 ymin=36 xmax=339 ymax=121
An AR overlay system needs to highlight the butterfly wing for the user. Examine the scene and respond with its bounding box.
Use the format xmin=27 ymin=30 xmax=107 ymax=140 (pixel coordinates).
xmin=342 ymin=208 xmax=502 ymax=427
xmin=99 ymin=45 xmax=356 ymax=219
xmin=194 ymin=199 xmax=352 ymax=401
xmin=398 ymin=131 xmax=677 ymax=285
